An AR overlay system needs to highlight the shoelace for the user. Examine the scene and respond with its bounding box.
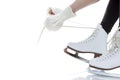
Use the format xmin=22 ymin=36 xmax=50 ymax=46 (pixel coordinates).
xmin=107 ymin=27 xmax=120 ymax=50
xmin=37 ymin=8 xmax=96 ymax=44
xmin=108 ymin=36 xmax=117 ymax=52
xmin=38 ymin=22 xmax=96 ymax=44
xmin=107 ymin=30 xmax=120 ymax=52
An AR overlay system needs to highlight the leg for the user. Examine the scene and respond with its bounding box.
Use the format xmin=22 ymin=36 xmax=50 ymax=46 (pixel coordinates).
xmin=119 ymin=0 xmax=120 ymax=27
xmin=101 ymin=0 xmax=119 ymax=34
xmin=70 ymin=0 xmax=99 ymax=13
xmin=49 ymin=0 xmax=100 ymax=15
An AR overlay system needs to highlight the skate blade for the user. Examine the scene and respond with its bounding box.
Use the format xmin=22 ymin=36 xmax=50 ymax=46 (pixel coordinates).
xmin=64 ymin=48 xmax=89 ymax=63
xmin=87 ymin=75 xmax=120 ymax=80
xmin=88 ymin=67 xmax=120 ymax=78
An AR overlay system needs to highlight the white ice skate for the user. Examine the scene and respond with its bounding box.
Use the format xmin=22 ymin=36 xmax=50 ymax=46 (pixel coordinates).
xmin=64 ymin=24 xmax=108 ymax=63
xmin=89 ymin=28 xmax=120 ymax=77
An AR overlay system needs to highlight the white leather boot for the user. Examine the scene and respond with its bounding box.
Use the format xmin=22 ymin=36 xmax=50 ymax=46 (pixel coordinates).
xmin=66 ymin=24 xmax=108 ymax=55
xmin=44 ymin=6 xmax=76 ymax=31
xmin=89 ymin=28 xmax=120 ymax=70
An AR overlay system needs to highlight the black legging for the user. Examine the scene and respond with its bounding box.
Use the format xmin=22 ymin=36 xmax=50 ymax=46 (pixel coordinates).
xmin=101 ymin=0 xmax=119 ymax=34
xmin=119 ymin=0 xmax=120 ymax=26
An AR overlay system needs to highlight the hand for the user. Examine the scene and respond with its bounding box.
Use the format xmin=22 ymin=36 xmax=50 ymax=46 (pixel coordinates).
xmin=47 ymin=7 xmax=62 ymax=15
xmin=44 ymin=7 xmax=75 ymax=31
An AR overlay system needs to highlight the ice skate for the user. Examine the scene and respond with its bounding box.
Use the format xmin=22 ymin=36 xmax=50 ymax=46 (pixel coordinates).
xmin=89 ymin=28 xmax=120 ymax=77
xmin=64 ymin=24 xmax=108 ymax=63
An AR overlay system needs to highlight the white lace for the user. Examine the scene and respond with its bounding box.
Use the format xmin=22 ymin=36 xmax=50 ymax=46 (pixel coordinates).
xmin=108 ymin=36 xmax=117 ymax=52
xmin=108 ymin=30 xmax=120 ymax=52
xmin=37 ymin=8 xmax=96 ymax=44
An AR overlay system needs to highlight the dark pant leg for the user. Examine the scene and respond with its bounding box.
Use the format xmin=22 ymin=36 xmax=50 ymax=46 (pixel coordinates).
xmin=119 ymin=0 xmax=120 ymax=27
xmin=101 ymin=0 xmax=119 ymax=34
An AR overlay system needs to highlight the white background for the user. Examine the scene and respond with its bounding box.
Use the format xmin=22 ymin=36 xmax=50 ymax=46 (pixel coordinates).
xmin=0 ymin=0 xmax=119 ymax=80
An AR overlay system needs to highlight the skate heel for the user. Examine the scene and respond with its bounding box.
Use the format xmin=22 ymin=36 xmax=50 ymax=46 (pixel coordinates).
xmin=94 ymin=54 xmax=102 ymax=58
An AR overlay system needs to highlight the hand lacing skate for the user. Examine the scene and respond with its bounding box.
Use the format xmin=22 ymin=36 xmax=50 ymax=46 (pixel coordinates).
xmin=38 ymin=7 xmax=95 ymax=44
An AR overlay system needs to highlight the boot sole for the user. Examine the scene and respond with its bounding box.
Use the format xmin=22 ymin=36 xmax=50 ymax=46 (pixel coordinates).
xmin=89 ymin=65 xmax=120 ymax=70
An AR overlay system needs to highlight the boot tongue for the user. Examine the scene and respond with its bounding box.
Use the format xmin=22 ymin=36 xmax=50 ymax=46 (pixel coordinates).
xmin=115 ymin=31 xmax=120 ymax=38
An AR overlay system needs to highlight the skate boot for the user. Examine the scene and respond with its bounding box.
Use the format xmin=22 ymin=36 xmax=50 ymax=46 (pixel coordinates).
xmin=44 ymin=6 xmax=76 ymax=31
xmin=64 ymin=24 xmax=108 ymax=63
xmin=89 ymin=28 xmax=120 ymax=70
